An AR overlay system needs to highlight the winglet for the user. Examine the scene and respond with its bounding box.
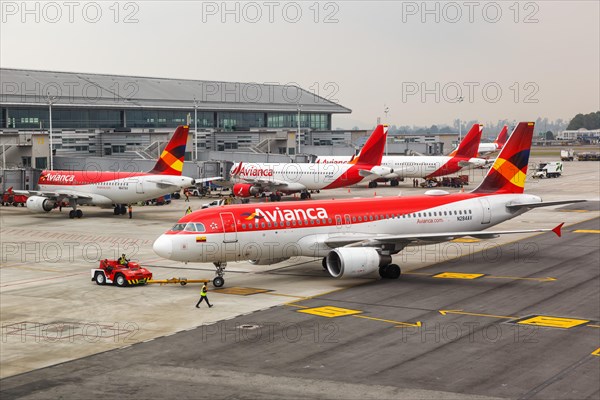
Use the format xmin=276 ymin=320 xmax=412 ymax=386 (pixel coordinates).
xmin=552 ymin=222 xmax=565 ymax=237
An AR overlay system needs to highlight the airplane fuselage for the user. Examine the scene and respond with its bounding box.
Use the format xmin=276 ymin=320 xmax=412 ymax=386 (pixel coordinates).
xmin=37 ymin=171 xmax=195 ymax=206
xmin=153 ymin=192 xmax=541 ymax=264
xmin=315 ymin=155 xmax=487 ymax=179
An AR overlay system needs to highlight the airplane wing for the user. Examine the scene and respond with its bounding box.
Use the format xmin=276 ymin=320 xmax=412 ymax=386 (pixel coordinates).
xmin=12 ymin=189 xmax=93 ymax=200
xmin=324 ymin=224 xmax=564 ymax=249
xmin=194 ymin=177 xmax=223 ymax=184
xmin=146 ymin=180 xmax=183 ymax=189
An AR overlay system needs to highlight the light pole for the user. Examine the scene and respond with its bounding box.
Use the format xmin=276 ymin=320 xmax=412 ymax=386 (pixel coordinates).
xmin=384 ymin=104 xmax=390 ymax=155
xmin=457 ymin=96 xmax=464 ymax=142
xmin=193 ymin=97 xmax=198 ymax=162
xmin=46 ymin=92 xmax=57 ymax=170
xmin=296 ymin=103 xmax=302 ymax=155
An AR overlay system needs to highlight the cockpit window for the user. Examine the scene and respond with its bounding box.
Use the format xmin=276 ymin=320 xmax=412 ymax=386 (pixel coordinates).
xmin=195 ymin=223 xmax=206 ymax=232
xmin=170 ymin=223 xmax=186 ymax=232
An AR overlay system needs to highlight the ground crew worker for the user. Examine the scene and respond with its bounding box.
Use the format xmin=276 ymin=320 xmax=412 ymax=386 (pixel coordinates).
xmin=128 ymin=204 xmax=133 ymax=219
xmin=118 ymin=254 xmax=129 ymax=266
xmin=185 ymin=206 xmax=192 ymax=215
xmin=195 ymin=283 xmax=213 ymax=308
xmin=184 ymin=190 xmax=190 ymax=202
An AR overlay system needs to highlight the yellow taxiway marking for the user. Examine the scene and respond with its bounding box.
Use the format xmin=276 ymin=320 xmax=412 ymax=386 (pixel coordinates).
xmin=592 ymin=348 xmax=600 ymax=357
xmin=353 ymin=315 xmax=422 ymax=328
xmin=517 ymin=316 xmax=589 ymax=329
xmin=484 ymin=276 xmax=557 ymax=282
xmin=406 ymin=272 xmax=556 ymax=282
xmin=439 ymin=310 xmax=517 ymax=319
xmin=285 ymin=303 xmax=309 ymax=308
xmin=297 ymin=306 xmax=363 ymax=318
xmin=558 ymin=209 xmax=589 ymax=213
xmin=573 ymin=229 xmax=600 ymax=234
xmin=451 ymin=238 xmax=481 ymax=243
xmin=433 ymin=272 xmax=484 ymax=280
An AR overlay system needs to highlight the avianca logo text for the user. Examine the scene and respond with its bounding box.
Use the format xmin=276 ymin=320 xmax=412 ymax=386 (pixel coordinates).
xmin=315 ymin=159 xmax=348 ymax=164
xmin=243 ymin=207 xmax=328 ymax=222
xmin=235 ymin=167 xmax=274 ymax=177
xmin=41 ymin=174 xmax=76 ymax=183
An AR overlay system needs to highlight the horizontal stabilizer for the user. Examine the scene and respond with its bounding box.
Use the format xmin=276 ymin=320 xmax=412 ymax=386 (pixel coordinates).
xmin=506 ymin=200 xmax=586 ymax=210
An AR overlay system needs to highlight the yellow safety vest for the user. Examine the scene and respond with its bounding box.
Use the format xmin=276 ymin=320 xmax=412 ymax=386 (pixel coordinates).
xmin=201 ymin=287 xmax=207 ymax=296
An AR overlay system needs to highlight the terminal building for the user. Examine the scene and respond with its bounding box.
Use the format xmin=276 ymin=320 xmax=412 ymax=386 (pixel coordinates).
xmin=0 ymin=68 xmax=450 ymax=190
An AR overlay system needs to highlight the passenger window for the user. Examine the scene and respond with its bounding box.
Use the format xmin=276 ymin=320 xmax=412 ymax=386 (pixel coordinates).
xmin=242 ymin=224 xmax=246 ymax=229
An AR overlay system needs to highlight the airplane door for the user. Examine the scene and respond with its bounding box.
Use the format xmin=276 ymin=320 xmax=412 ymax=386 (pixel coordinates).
xmin=220 ymin=212 xmax=237 ymax=242
xmin=479 ymin=198 xmax=491 ymax=224
xmin=335 ymin=215 xmax=343 ymax=229
xmin=136 ymin=181 xmax=144 ymax=194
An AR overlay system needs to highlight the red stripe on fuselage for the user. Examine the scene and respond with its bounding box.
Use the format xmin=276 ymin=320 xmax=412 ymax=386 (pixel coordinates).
xmin=38 ymin=170 xmax=149 ymax=186
xmin=166 ymin=192 xmax=489 ymax=235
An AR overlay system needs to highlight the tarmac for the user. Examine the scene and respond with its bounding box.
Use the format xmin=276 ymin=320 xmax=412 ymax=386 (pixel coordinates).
xmin=0 ymin=156 xmax=599 ymax=399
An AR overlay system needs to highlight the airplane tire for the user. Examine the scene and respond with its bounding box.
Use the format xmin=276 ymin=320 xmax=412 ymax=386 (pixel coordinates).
xmin=368 ymin=181 xmax=378 ymax=189
xmin=76 ymin=209 xmax=83 ymax=218
xmin=69 ymin=210 xmax=76 ymax=219
xmin=379 ymin=266 xmax=389 ymax=278
xmin=387 ymin=264 xmax=401 ymax=279
xmin=269 ymin=194 xmax=277 ymax=202
xmin=322 ymin=257 xmax=327 ymax=270
xmin=276 ymin=195 xmax=282 ymax=201
xmin=391 ymin=180 xmax=399 ymax=187
xmin=119 ymin=205 xmax=127 ymax=215
xmin=113 ymin=207 xmax=119 ymax=215
xmin=213 ymin=277 xmax=224 ymax=287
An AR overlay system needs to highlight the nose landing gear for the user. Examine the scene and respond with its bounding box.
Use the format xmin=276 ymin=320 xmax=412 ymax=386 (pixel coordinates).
xmin=212 ymin=262 xmax=227 ymax=287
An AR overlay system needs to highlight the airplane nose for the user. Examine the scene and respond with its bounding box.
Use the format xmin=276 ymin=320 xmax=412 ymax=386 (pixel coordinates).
xmin=153 ymin=235 xmax=173 ymax=259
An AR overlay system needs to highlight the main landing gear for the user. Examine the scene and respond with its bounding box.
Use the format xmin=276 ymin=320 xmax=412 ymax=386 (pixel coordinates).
xmin=379 ymin=264 xmax=401 ymax=279
xmin=368 ymin=181 xmax=378 ymax=188
xmin=269 ymin=193 xmax=282 ymax=202
xmin=113 ymin=204 xmax=127 ymax=216
xmin=212 ymin=261 xmax=226 ymax=287
xmin=68 ymin=199 xmax=83 ymax=219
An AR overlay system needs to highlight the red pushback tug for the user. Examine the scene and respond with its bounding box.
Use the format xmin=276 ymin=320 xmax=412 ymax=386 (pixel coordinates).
xmin=91 ymin=259 xmax=153 ymax=287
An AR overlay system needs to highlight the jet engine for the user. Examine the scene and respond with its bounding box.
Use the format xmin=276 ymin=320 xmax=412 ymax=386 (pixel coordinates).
xmin=325 ymin=248 xmax=391 ymax=278
xmin=26 ymin=196 xmax=55 ymax=213
xmin=233 ymin=183 xmax=261 ymax=198
xmin=248 ymin=257 xmax=290 ymax=265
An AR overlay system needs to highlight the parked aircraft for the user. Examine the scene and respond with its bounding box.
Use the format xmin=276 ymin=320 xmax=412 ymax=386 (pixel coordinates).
xmin=315 ymin=124 xmax=487 ymax=187
xmin=448 ymin=125 xmax=508 ymax=157
xmin=229 ymin=124 xmax=392 ymax=201
xmin=153 ymin=122 xmax=582 ymax=287
xmin=15 ymin=126 xmax=205 ymax=219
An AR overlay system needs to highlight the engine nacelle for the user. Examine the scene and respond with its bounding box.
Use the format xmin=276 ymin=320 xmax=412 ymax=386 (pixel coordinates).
xmin=326 ymin=248 xmax=391 ymax=279
xmin=26 ymin=196 xmax=55 ymax=213
xmin=233 ymin=183 xmax=261 ymax=198
xmin=369 ymin=166 xmax=394 ymax=177
xmin=248 ymin=257 xmax=290 ymax=265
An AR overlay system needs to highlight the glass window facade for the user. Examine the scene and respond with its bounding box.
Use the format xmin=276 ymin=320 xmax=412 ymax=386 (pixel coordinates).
xmin=267 ymin=113 xmax=329 ymax=130
xmin=1 ymin=107 xmax=331 ymax=131
xmin=218 ymin=112 xmax=265 ymax=131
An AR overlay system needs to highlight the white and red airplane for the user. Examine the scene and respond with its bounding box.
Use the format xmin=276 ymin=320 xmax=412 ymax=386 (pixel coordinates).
xmin=228 ymin=124 xmax=392 ymax=201
xmin=153 ymin=122 xmax=583 ymax=287
xmin=16 ymin=126 xmax=202 ymax=219
xmin=314 ymin=124 xmax=487 ymax=187
xmin=448 ymin=125 xmax=508 ymax=157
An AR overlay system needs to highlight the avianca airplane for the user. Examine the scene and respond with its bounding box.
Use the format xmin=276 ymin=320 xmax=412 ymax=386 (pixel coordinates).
xmin=314 ymin=124 xmax=487 ymax=187
xmin=153 ymin=122 xmax=583 ymax=287
xmin=16 ymin=126 xmax=200 ymax=219
xmin=228 ymin=125 xmax=392 ymax=201
xmin=448 ymin=125 xmax=508 ymax=157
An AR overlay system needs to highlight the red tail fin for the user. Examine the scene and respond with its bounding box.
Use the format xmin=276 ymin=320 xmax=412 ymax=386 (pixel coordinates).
xmin=353 ymin=125 xmax=388 ymax=166
xmin=472 ymin=122 xmax=534 ymax=194
xmin=494 ymin=125 xmax=508 ymax=149
xmin=454 ymin=124 xmax=482 ymax=158
xmin=149 ymin=126 xmax=189 ymax=175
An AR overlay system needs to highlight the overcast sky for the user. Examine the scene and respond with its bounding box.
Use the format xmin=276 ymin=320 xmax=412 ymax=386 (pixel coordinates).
xmin=1 ymin=1 xmax=598 ymax=129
